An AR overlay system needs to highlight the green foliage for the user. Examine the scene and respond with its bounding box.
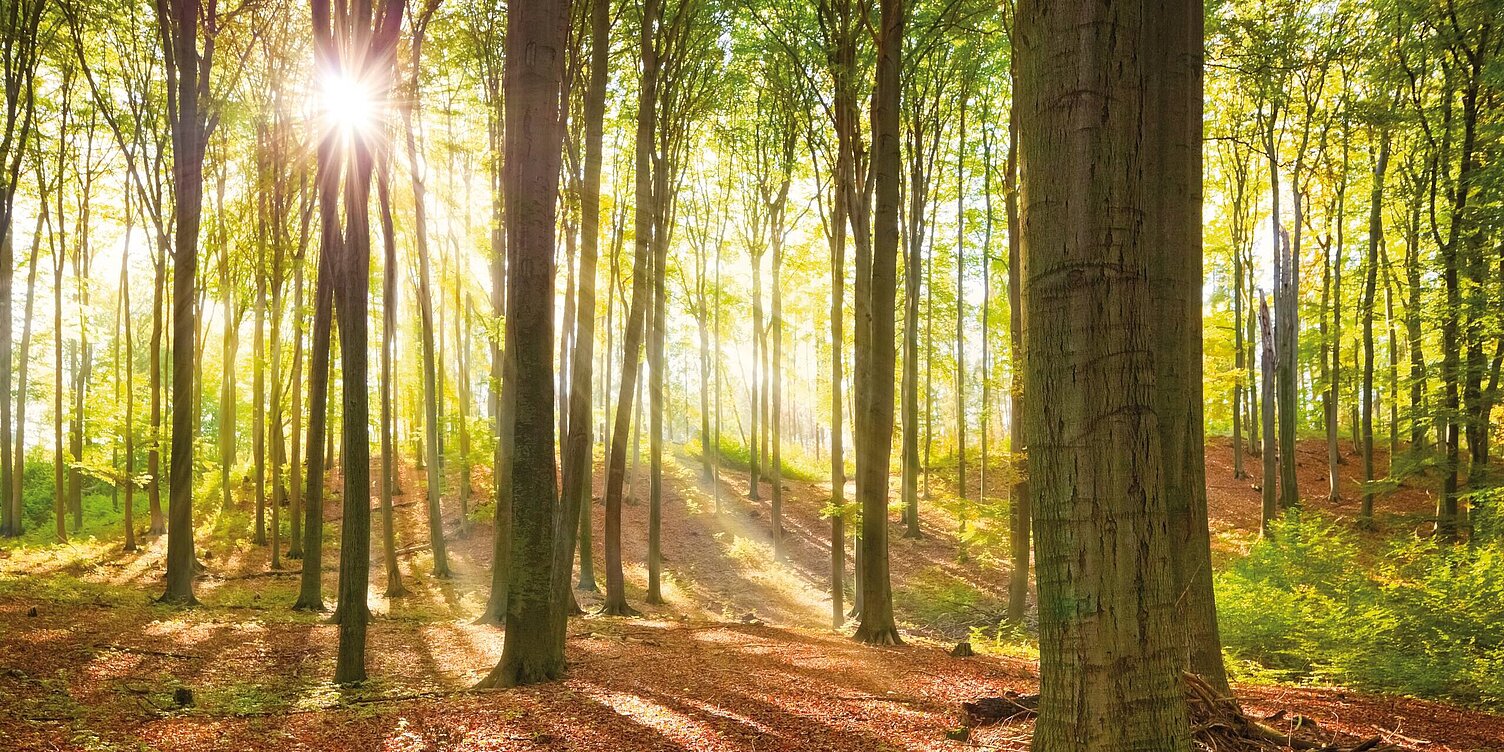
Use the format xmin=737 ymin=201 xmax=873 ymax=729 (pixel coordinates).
xmin=689 ymin=435 xmax=823 ymax=483
xmin=966 ymin=619 xmax=1038 ymax=662
xmin=1216 ymin=513 xmax=1504 ymax=708
xmin=893 ymin=565 xmax=1004 ymax=637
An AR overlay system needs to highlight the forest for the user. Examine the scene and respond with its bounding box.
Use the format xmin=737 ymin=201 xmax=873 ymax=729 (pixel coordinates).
xmin=0 ymin=0 xmax=1502 ymax=749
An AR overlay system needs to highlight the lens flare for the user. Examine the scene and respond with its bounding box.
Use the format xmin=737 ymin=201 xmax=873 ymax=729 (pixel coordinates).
xmin=320 ymin=72 xmax=376 ymax=135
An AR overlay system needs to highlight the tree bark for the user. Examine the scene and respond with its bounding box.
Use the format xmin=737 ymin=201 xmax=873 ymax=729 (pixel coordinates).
xmin=376 ymin=158 xmax=408 ymax=597
xmin=1360 ymin=131 xmax=1391 ymax=524
xmin=403 ymin=6 xmax=451 ymax=579
xmin=1004 ymin=101 xmax=1027 ymax=625
xmin=477 ymin=0 xmax=569 ymax=687
xmin=600 ymin=0 xmax=662 ymax=618
xmin=1018 ymin=1 xmax=1198 ymax=748
xmin=851 ymin=0 xmax=902 ymax=647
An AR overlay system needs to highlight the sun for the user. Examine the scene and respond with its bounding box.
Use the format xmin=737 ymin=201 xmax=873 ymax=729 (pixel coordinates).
xmin=319 ymin=71 xmax=378 ymax=136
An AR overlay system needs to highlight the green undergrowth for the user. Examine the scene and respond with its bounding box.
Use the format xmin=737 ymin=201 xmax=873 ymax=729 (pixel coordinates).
xmin=1216 ymin=512 xmax=1504 ymax=709
xmin=893 ymin=565 xmax=1006 ymax=639
xmin=688 ymin=436 xmax=825 ymax=483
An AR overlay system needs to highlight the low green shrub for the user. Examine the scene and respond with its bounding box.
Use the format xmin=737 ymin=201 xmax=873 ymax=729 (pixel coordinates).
xmin=1216 ymin=512 xmax=1504 ymax=708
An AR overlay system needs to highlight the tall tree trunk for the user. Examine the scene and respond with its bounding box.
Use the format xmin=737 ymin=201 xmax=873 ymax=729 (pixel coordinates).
xmin=600 ymin=0 xmax=662 ymax=617
xmin=287 ymin=256 xmax=305 ymax=559
xmin=1004 ymin=103 xmax=1028 ymax=625
xmin=1277 ymin=179 xmax=1300 ymax=511
xmin=851 ymin=0 xmax=902 ymax=647
xmin=749 ymin=245 xmax=763 ymax=502
xmin=53 ymin=210 xmax=65 ymax=543
xmin=332 ymin=139 xmax=376 ymax=685
xmin=1382 ymin=248 xmax=1399 ymax=461
xmin=159 ymin=0 xmax=211 ymax=605
xmin=403 ymin=16 xmax=452 ymax=579
xmin=121 ymin=211 xmax=137 ymax=551
xmin=1327 ymin=136 xmax=1348 ymax=503
xmin=560 ymin=0 xmax=610 ymax=613
xmin=254 ymin=202 xmax=268 ymax=546
xmin=293 ymin=131 xmax=341 ymax=613
xmin=1231 ymin=156 xmax=1247 ymax=480
xmin=1260 ymin=296 xmax=1277 ymax=536
xmin=899 ymin=105 xmax=925 ymax=541
xmin=1403 ymin=200 xmax=1424 ymax=449
xmin=828 ymin=159 xmax=847 ymax=629
xmin=979 ymin=98 xmax=994 ymax=507
xmin=953 ymin=95 xmax=967 ymax=538
xmin=1360 ymin=132 xmax=1390 ymax=524
xmin=770 ymin=204 xmax=785 ymax=560
xmin=11 ymin=210 xmax=42 ymax=535
xmin=220 ymin=246 xmax=236 ymax=516
xmin=476 ymin=0 xmax=569 ymax=688
xmin=148 ymin=244 xmax=165 ymax=534
xmin=1145 ymin=1 xmax=1226 ymax=691
xmin=2 ymin=220 xmax=15 ymax=535
xmin=376 ymin=159 xmax=407 ymax=597
xmin=646 ymin=161 xmax=667 ymax=606
xmin=1018 ymin=2 xmax=1196 ymax=747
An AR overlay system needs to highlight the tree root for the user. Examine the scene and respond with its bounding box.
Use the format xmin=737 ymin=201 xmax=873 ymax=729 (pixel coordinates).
xmin=962 ymin=673 xmax=1401 ymax=752
xmin=597 ymin=601 xmax=642 ymax=617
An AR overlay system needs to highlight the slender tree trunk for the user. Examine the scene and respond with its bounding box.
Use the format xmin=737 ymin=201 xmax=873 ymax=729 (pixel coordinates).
xmin=1360 ymin=132 xmax=1390 ymax=524
xmin=1004 ymin=105 xmax=1028 ymax=625
xmin=851 ymin=0 xmax=903 ymax=647
xmin=11 ymin=211 xmax=41 ymax=535
xmin=294 ymin=131 xmax=341 ymax=613
xmin=0 ymin=221 xmax=11 ymax=538
xmin=376 ymin=160 xmax=407 ymax=597
xmin=287 ymin=257 xmax=305 ymax=559
xmin=254 ymin=205 xmax=268 ymax=546
xmin=1403 ymin=201 xmax=1424 ymax=449
xmin=1233 ymin=229 xmax=1246 ymax=477
xmin=749 ymin=245 xmax=763 ymax=502
xmin=1260 ymin=296 xmax=1277 ymax=536
xmin=332 ymin=139 xmax=376 ymax=685
xmin=1328 ymin=139 xmax=1348 ymax=502
xmin=561 ymin=0 xmax=610 ymax=607
xmin=1383 ymin=249 xmax=1400 ymax=460
xmin=770 ymin=209 xmax=785 ymax=559
xmin=979 ymin=99 xmax=994 ymax=507
xmin=600 ymin=0 xmax=662 ymax=617
xmin=829 ymin=170 xmax=846 ymax=629
xmin=220 ymin=247 xmax=236 ymax=516
xmin=477 ymin=0 xmax=569 ymax=687
xmin=954 ymin=96 xmax=967 ymax=536
xmin=1278 ymin=180 xmax=1300 ymax=511
xmin=121 ymin=216 xmax=137 ymax=551
xmin=646 ymin=167 xmax=667 ymax=607
xmin=159 ymin=0 xmax=210 ymax=604
xmin=899 ymin=111 xmax=924 ymax=540
xmin=53 ymin=222 xmax=64 ymax=543
xmin=404 ymin=30 xmax=451 ymax=579
xmin=148 ymin=245 xmax=165 ymax=535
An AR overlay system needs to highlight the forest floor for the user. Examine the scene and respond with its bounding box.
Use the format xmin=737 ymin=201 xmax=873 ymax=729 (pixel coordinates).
xmin=1 ymin=438 xmax=1501 ymax=751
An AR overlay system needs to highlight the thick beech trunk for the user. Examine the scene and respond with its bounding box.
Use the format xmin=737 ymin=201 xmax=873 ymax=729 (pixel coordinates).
xmin=1018 ymin=0 xmax=1200 ymax=747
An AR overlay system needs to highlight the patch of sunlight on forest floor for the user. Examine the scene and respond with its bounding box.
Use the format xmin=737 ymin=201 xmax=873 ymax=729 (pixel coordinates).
xmin=5 ymin=438 xmax=1503 ymax=751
